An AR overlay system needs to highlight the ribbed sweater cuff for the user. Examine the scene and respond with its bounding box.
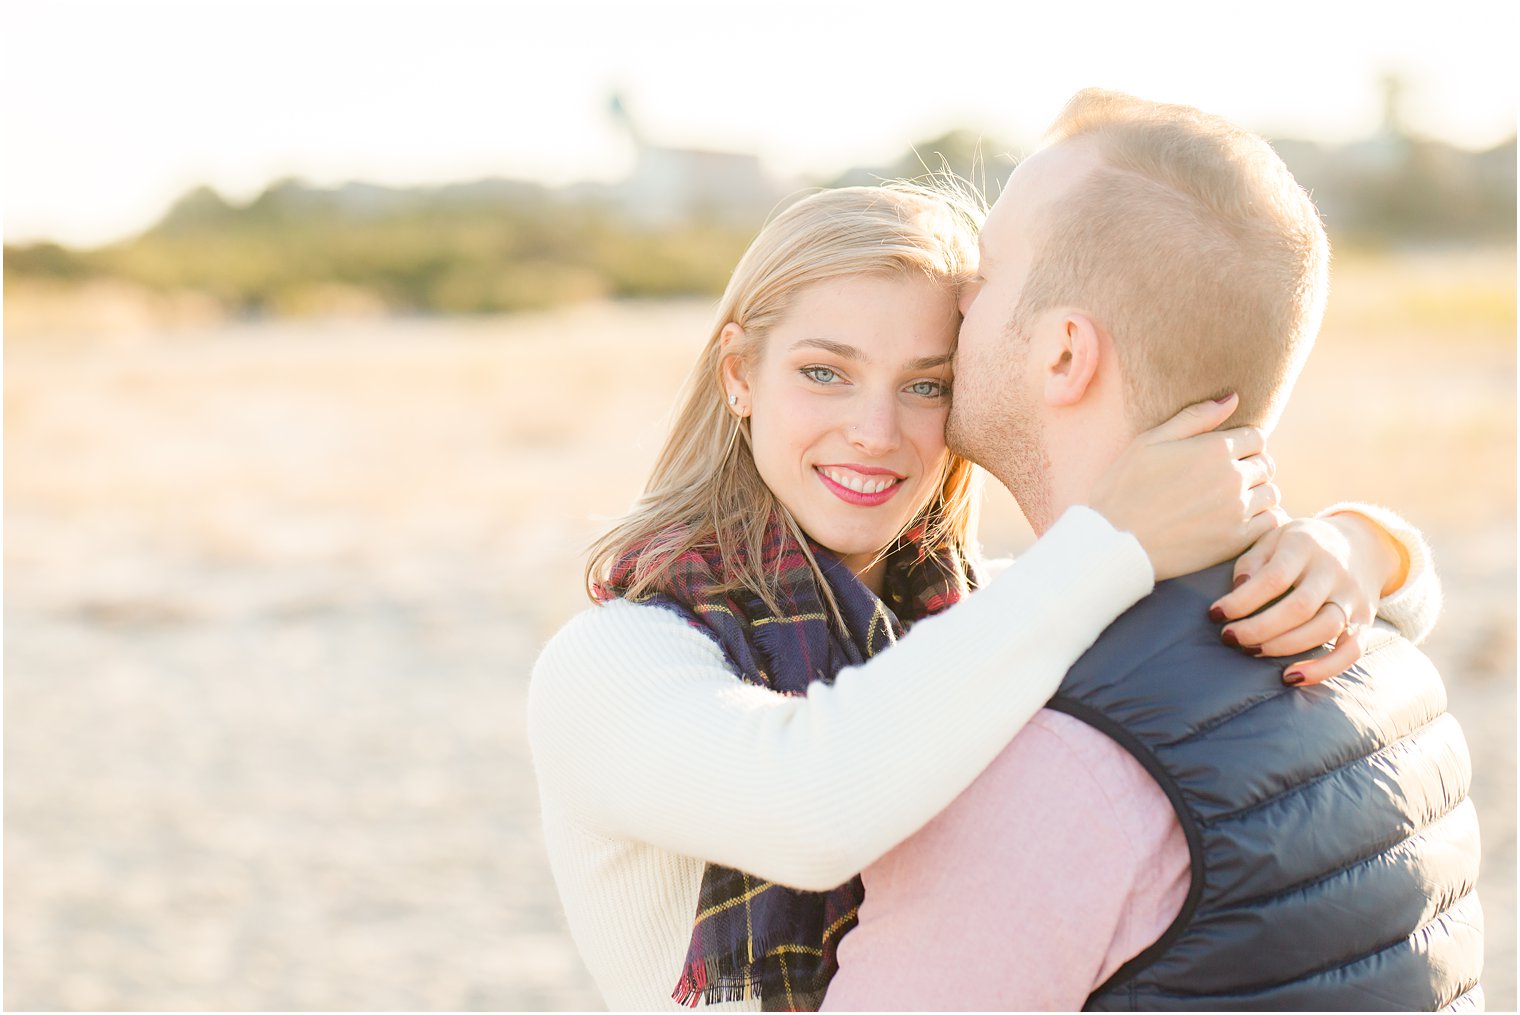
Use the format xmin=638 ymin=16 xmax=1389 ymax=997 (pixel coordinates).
xmin=1317 ymin=502 xmax=1441 ymax=645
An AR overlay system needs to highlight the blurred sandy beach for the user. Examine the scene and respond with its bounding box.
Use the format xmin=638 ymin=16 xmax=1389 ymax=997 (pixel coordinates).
xmin=5 ymin=251 xmax=1514 ymax=1010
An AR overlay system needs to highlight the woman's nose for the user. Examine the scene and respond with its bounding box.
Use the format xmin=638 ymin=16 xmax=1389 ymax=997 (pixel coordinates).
xmin=848 ymin=396 xmax=901 ymax=455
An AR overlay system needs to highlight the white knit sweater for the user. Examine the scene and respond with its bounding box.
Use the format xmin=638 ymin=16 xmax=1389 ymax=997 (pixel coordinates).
xmin=526 ymin=504 xmax=1439 ymax=1011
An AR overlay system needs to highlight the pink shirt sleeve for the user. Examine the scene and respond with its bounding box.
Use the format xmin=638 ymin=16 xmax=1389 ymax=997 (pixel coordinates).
xmin=821 ymin=709 xmax=1190 ymax=1012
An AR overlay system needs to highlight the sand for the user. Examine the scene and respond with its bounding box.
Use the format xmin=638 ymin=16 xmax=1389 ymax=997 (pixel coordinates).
xmin=5 ymin=255 xmax=1514 ymax=1009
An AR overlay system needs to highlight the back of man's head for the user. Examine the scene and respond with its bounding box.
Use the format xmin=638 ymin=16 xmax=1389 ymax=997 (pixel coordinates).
xmin=1015 ymin=88 xmax=1330 ymax=431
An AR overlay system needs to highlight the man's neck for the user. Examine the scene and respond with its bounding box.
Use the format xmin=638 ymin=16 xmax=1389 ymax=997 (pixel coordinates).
xmin=1019 ymin=426 xmax=1128 ymax=537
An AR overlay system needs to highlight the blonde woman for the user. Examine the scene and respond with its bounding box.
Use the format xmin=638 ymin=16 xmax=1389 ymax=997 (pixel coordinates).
xmin=527 ymin=185 xmax=1435 ymax=1011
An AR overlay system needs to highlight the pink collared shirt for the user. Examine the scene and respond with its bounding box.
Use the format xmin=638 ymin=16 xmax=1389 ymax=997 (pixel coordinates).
xmin=822 ymin=709 xmax=1190 ymax=1012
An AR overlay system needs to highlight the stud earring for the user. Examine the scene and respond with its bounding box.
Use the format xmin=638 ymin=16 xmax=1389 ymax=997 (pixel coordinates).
xmin=728 ymin=394 xmax=738 ymax=407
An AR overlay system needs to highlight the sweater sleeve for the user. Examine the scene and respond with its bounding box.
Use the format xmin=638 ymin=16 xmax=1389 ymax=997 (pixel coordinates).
xmin=1316 ymin=501 xmax=1442 ymax=645
xmin=527 ymin=505 xmax=1153 ymax=892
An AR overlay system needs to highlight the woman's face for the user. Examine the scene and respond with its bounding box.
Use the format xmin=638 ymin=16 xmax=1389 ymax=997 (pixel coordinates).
xmin=722 ymin=272 xmax=959 ymax=589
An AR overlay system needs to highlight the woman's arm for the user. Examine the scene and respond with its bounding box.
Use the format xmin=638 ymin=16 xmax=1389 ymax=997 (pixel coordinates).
xmin=528 ymin=506 xmax=1150 ymax=892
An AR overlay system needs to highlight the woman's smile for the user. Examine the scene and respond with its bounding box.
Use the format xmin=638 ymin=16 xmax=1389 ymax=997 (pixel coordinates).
xmin=815 ymin=464 xmax=906 ymax=506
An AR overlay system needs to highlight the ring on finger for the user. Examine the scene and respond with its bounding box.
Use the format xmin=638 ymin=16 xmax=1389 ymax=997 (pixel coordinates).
xmin=1324 ymin=599 xmax=1353 ymax=634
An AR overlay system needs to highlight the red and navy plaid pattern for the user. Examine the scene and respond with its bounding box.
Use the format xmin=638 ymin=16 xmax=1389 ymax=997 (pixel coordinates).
xmin=598 ymin=516 xmax=974 ymax=1010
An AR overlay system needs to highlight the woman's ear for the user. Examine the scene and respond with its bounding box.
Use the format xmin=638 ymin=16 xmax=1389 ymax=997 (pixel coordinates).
xmin=1044 ymin=313 xmax=1103 ymax=407
xmin=719 ymin=323 xmax=752 ymax=414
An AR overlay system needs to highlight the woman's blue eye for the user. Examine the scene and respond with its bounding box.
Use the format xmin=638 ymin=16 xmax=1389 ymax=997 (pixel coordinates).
xmin=909 ymin=379 xmax=947 ymax=397
xmin=802 ymin=366 xmax=839 ymax=384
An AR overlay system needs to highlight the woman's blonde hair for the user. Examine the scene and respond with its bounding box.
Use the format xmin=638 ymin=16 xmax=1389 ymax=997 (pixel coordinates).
xmin=586 ymin=181 xmax=985 ymax=617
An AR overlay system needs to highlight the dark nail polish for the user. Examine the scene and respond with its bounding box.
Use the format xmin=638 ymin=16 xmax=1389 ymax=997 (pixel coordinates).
xmin=1233 ymin=574 xmax=1250 ymax=589
xmin=1283 ymin=670 xmax=1305 ymax=686
xmin=1209 ymin=605 xmax=1226 ymax=623
xmin=1221 ymin=629 xmax=1240 ymax=647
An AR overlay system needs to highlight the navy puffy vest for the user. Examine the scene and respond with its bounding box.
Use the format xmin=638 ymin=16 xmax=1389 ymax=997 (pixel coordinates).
xmin=1049 ymin=563 xmax=1484 ymax=1011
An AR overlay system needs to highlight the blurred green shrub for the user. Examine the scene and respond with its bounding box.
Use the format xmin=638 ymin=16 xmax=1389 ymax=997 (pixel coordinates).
xmin=5 ymin=178 xmax=756 ymax=317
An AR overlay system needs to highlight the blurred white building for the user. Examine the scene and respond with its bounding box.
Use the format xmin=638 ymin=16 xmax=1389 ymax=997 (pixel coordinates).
xmin=599 ymin=92 xmax=789 ymax=225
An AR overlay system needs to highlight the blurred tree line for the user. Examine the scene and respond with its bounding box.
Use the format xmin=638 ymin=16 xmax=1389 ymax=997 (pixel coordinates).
xmin=4 ymin=178 xmax=756 ymax=316
xmin=5 ymin=121 xmax=1514 ymax=320
xmin=836 ymin=126 xmax=1518 ymax=249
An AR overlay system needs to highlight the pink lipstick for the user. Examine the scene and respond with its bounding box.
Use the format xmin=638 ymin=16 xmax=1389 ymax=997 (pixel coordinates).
xmin=814 ymin=465 xmax=905 ymax=507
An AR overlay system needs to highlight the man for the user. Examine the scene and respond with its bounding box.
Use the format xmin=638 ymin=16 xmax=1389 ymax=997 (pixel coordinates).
xmin=822 ymin=90 xmax=1483 ymax=1011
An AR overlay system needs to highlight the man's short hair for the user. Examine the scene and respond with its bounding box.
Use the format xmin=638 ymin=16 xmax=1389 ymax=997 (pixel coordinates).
xmin=1014 ymin=88 xmax=1331 ymax=430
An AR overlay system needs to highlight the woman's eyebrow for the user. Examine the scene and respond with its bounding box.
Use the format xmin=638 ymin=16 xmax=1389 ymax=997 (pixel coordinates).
xmin=790 ymin=338 xmax=950 ymax=372
xmin=789 ymin=337 xmax=863 ymax=360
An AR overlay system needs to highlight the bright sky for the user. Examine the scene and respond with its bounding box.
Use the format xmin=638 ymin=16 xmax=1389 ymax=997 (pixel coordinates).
xmin=4 ymin=0 xmax=1517 ymax=246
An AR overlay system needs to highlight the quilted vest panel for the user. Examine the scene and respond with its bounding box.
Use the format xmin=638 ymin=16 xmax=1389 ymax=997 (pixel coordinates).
xmin=1050 ymin=563 xmax=1484 ymax=1011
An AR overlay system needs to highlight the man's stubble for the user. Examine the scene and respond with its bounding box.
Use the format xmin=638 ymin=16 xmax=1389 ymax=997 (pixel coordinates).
xmin=947 ymin=327 xmax=1057 ymax=534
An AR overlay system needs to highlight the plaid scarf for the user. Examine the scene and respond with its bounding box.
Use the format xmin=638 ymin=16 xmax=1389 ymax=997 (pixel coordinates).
xmin=596 ymin=515 xmax=974 ymax=1010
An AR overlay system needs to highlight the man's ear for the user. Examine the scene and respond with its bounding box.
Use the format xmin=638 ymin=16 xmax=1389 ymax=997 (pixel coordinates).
xmin=718 ymin=322 xmax=752 ymax=410
xmin=1044 ymin=313 xmax=1102 ymax=407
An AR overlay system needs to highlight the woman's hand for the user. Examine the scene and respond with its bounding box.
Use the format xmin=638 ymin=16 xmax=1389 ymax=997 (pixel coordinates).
xmin=1208 ymin=513 xmax=1406 ymax=686
xmin=1089 ymin=394 xmax=1281 ymax=582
